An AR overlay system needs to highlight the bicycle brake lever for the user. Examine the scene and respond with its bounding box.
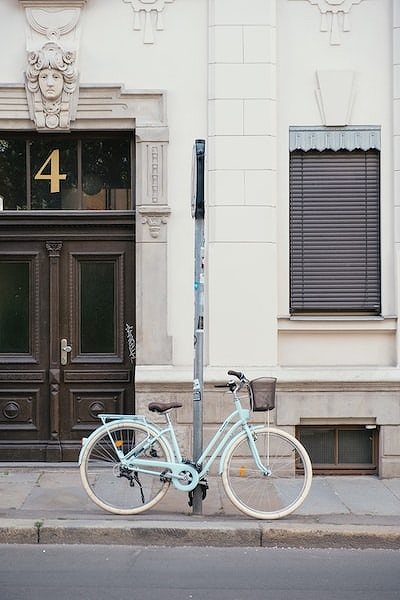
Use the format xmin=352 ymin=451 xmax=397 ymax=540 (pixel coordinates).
xmin=215 ymin=380 xmax=237 ymax=392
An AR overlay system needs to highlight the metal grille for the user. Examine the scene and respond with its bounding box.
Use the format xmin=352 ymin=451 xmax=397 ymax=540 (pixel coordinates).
xmin=299 ymin=426 xmax=377 ymax=474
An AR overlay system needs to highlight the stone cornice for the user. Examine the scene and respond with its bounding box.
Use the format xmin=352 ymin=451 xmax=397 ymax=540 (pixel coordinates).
xmin=0 ymin=85 xmax=167 ymax=130
xmin=19 ymin=1 xmax=87 ymax=7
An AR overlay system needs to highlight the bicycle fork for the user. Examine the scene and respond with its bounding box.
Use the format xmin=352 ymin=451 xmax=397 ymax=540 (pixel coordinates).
xmin=245 ymin=427 xmax=272 ymax=477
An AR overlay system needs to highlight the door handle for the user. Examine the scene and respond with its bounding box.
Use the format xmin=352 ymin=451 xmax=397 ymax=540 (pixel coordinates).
xmin=61 ymin=338 xmax=72 ymax=365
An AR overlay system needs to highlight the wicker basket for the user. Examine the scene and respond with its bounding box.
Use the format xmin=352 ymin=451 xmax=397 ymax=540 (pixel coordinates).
xmin=249 ymin=377 xmax=276 ymax=412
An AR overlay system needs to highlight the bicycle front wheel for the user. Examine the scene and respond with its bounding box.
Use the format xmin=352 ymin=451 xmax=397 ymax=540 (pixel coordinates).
xmin=80 ymin=421 xmax=172 ymax=515
xmin=222 ymin=426 xmax=312 ymax=519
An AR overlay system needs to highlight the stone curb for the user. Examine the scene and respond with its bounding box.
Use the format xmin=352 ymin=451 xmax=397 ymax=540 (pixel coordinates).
xmin=0 ymin=519 xmax=399 ymax=549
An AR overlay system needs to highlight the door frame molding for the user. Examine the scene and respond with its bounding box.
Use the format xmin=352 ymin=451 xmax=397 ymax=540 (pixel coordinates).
xmin=0 ymin=84 xmax=172 ymax=365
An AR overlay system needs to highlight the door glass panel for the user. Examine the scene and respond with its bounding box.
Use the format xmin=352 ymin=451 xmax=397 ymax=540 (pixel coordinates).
xmin=0 ymin=133 xmax=133 ymax=211
xmin=82 ymin=138 xmax=131 ymax=210
xmin=30 ymin=138 xmax=77 ymax=210
xmin=0 ymin=262 xmax=29 ymax=353
xmin=80 ymin=262 xmax=115 ymax=353
xmin=0 ymin=139 xmax=27 ymax=210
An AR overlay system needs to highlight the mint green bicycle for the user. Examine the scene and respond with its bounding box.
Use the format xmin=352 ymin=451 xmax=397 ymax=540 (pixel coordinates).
xmin=79 ymin=370 xmax=312 ymax=519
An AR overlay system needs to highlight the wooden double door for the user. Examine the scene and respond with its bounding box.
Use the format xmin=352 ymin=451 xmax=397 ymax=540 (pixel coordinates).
xmin=0 ymin=212 xmax=135 ymax=461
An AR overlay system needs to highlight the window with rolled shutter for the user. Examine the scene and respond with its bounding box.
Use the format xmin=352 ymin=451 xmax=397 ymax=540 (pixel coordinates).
xmin=289 ymin=149 xmax=381 ymax=314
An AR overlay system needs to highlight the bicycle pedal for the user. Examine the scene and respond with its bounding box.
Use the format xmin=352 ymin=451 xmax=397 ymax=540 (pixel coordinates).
xmin=199 ymin=478 xmax=208 ymax=499
xmin=160 ymin=470 xmax=171 ymax=483
xmin=187 ymin=478 xmax=208 ymax=506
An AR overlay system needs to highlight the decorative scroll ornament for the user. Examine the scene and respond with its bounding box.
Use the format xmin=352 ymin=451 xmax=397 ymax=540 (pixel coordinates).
xmin=290 ymin=0 xmax=365 ymax=45
xmin=141 ymin=213 xmax=169 ymax=238
xmin=45 ymin=240 xmax=63 ymax=257
xmin=123 ymin=0 xmax=175 ymax=44
xmin=25 ymin=41 xmax=79 ymax=130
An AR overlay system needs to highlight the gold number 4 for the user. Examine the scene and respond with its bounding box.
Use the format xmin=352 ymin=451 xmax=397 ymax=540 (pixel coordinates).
xmin=34 ymin=149 xmax=67 ymax=193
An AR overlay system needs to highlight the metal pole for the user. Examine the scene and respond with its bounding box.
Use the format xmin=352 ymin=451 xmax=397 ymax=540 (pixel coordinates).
xmin=191 ymin=139 xmax=205 ymax=514
xmin=192 ymin=217 xmax=204 ymax=513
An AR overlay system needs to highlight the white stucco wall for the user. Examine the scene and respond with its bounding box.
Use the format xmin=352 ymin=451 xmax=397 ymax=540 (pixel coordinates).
xmin=81 ymin=0 xmax=208 ymax=368
xmin=1 ymin=0 xmax=400 ymax=474
xmin=278 ymin=0 xmax=393 ymax=304
xmin=207 ymin=0 xmax=278 ymax=371
xmin=276 ymin=0 xmax=396 ymax=369
xmin=0 ymin=0 xmax=396 ymax=377
xmin=2 ymin=0 xmax=395 ymax=377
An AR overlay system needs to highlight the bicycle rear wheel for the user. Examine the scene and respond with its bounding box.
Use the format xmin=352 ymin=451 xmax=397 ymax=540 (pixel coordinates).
xmin=80 ymin=421 xmax=172 ymax=515
xmin=222 ymin=426 xmax=312 ymax=519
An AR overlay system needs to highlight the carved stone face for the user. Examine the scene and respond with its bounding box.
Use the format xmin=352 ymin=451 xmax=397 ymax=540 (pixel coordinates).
xmin=38 ymin=68 xmax=64 ymax=101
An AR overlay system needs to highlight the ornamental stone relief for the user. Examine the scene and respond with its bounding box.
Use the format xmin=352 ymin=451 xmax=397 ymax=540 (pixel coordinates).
xmin=290 ymin=0 xmax=365 ymax=45
xmin=123 ymin=0 xmax=175 ymax=44
xmin=26 ymin=41 xmax=79 ymax=129
xmin=138 ymin=206 xmax=170 ymax=240
xmin=19 ymin=1 xmax=85 ymax=130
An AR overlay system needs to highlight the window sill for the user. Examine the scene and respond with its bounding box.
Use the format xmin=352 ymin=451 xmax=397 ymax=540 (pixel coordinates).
xmin=278 ymin=316 xmax=397 ymax=332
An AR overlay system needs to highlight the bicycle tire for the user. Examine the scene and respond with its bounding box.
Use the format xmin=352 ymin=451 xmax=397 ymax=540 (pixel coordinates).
xmin=222 ymin=426 xmax=312 ymax=519
xmin=80 ymin=421 xmax=172 ymax=515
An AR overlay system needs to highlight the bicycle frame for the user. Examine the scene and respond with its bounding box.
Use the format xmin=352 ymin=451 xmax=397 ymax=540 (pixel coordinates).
xmin=79 ymin=390 xmax=268 ymax=493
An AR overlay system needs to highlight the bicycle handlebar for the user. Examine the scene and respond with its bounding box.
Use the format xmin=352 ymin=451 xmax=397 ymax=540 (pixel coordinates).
xmin=227 ymin=370 xmax=245 ymax=381
xmin=214 ymin=370 xmax=249 ymax=392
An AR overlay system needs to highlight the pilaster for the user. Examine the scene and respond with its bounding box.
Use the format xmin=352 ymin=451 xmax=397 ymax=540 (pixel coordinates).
xmin=207 ymin=0 xmax=278 ymax=367
xmin=135 ymin=128 xmax=172 ymax=364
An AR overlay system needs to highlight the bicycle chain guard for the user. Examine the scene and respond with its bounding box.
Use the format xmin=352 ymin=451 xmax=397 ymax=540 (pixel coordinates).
xmin=158 ymin=462 xmax=200 ymax=492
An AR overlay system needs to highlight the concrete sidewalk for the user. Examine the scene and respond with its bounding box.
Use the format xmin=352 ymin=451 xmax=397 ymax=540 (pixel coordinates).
xmin=0 ymin=464 xmax=400 ymax=548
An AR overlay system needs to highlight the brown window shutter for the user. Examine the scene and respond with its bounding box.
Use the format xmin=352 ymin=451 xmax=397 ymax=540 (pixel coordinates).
xmin=290 ymin=149 xmax=381 ymax=314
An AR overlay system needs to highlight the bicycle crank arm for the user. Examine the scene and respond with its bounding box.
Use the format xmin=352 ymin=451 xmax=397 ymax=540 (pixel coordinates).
xmin=170 ymin=466 xmax=200 ymax=492
xmin=123 ymin=459 xmax=200 ymax=492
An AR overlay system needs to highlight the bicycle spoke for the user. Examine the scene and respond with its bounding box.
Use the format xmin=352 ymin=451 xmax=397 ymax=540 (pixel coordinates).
xmin=222 ymin=428 xmax=312 ymax=519
xmin=80 ymin=422 xmax=171 ymax=515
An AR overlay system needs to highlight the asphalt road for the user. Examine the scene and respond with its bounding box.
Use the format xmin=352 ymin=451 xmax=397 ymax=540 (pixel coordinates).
xmin=0 ymin=544 xmax=399 ymax=600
